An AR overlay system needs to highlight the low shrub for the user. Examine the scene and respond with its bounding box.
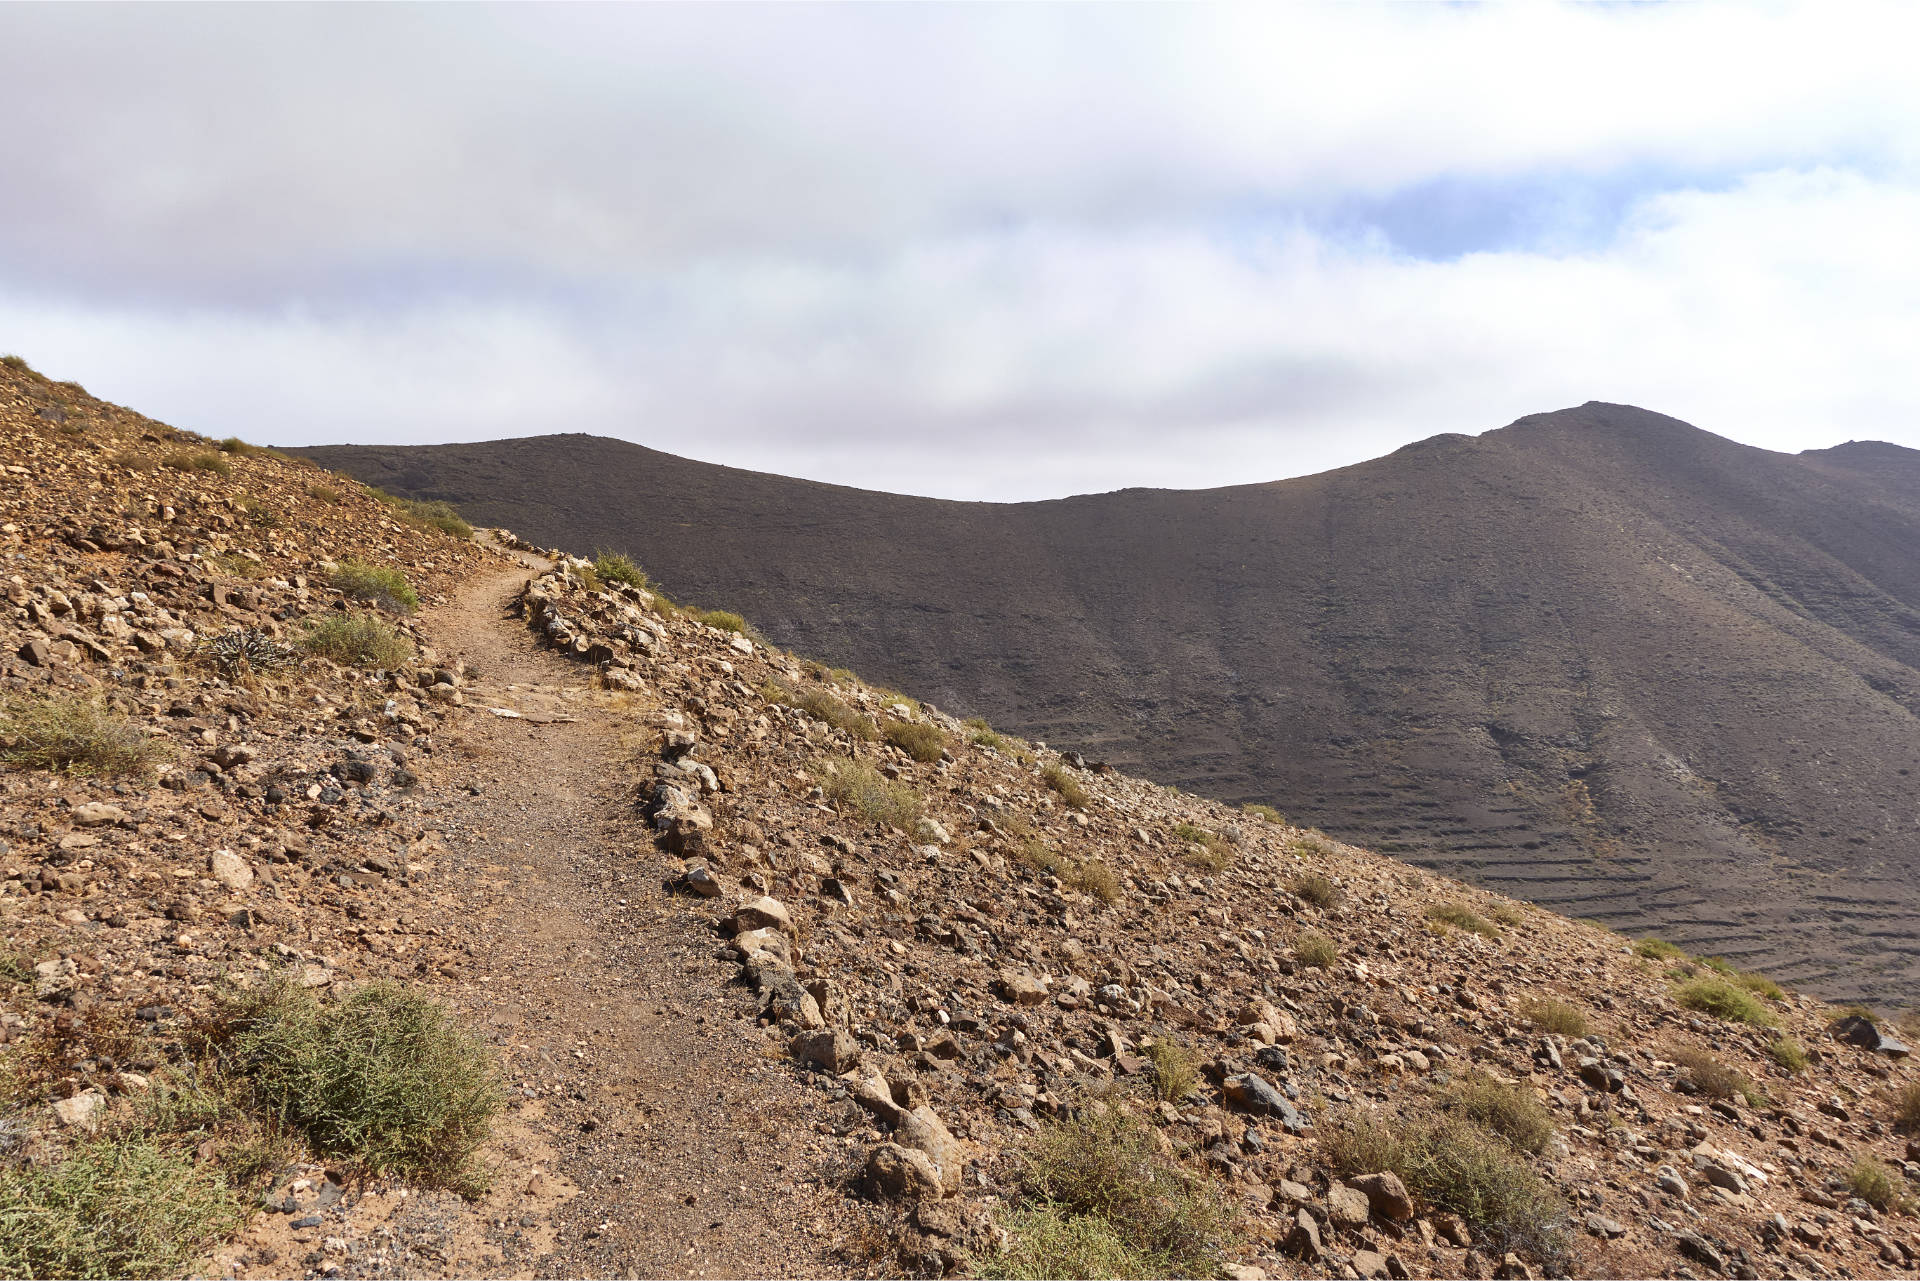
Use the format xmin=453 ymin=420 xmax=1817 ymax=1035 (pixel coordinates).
xmin=162 ymin=451 xmax=231 ymax=476
xmin=1449 ymin=1071 xmax=1555 ymax=1155
xmin=1673 ymin=977 xmax=1776 ymax=1026
xmin=1172 ymin=824 xmax=1230 ymax=873
xmin=217 ymin=436 xmax=266 ymax=456
xmin=306 ymin=483 xmax=342 ymax=504
xmin=694 ymin=608 xmax=746 ymax=634
xmin=0 ymin=1136 xmax=245 ymax=1279
xmin=592 ymin=550 xmax=650 ymax=590
xmin=884 ymin=720 xmax=946 ymax=763
xmin=1295 ymin=931 xmax=1338 ymax=969
xmin=819 ymin=757 xmax=921 ymax=828
xmin=1242 ymin=802 xmax=1286 ymax=824
xmin=1146 ymin=1039 xmax=1200 ymax=1103
xmin=1069 ymin=859 xmax=1121 ymax=905
xmin=1847 ymin=1156 xmax=1901 ymax=1212
xmin=967 ymin=717 xmax=1008 ymax=750
xmin=0 ymin=694 xmax=169 ymax=777
xmin=199 ymin=626 xmax=298 ymax=679
xmin=328 ymin=559 xmax=419 ymax=612
xmin=1 ymin=353 xmax=31 ymax=373
xmin=1292 ymin=873 xmax=1340 ymax=909
xmin=1768 ymin=1038 xmax=1810 ymax=1074
xmin=990 ymin=1102 xmax=1230 ymax=1279
xmin=300 ymin=614 xmax=412 ymax=669
xmin=1890 ymin=1080 xmax=1920 ymax=1132
xmin=107 ymin=450 xmax=158 ymax=472
xmin=1426 ymin=900 xmax=1500 ymax=939
xmin=1633 ymin=937 xmax=1687 ymax=961
xmin=1519 ymin=998 xmax=1589 ymax=1038
xmin=1665 ymin=1046 xmax=1759 ymax=1104
xmin=210 ymin=979 xmax=503 ymax=1192
xmin=781 ymin=686 xmax=876 ymax=740
xmin=1042 ymin=761 xmax=1089 ymax=808
xmin=1322 ymin=1110 xmax=1569 ymax=1266
xmin=368 ymin=488 xmax=474 ymax=538
xmin=1488 ymin=902 xmax=1526 ymax=928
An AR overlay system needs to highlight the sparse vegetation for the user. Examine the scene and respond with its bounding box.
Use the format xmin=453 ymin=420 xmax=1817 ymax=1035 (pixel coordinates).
xmin=162 ymin=450 xmax=232 ymax=476
xmin=1519 ymin=997 xmax=1589 ymax=1038
xmin=694 ymin=608 xmax=746 ymax=634
xmin=986 ymin=1101 xmax=1230 ymax=1280
xmin=306 ymin=482 xmax=342 ymax=504
xmin=0 ymin=1134 xmax=245 ymax=1280
xmin=966 ymin=717 xmax=1008 ymax=750
xmin=217 ymin=436 xmax=267 ymax=456
xmin=1042 ymin=760 xmax=1089 ymax=808
xmin=209 ymin=979 xmax=503 ymax=1192
xmin=1768 ymin=1038 xmax=1810 ymax=1074
xmin=592 ymin=550 xmax=650 ymax=590
xmin=1172 ymin=823 xmax=1230 ymax=872
xmin=1292 ymin=873 xmax=1341 ymax=909
xmin=366 ymin=486 xmax=474 ymax=539
xmin=1295 ymin=930 xmax=1338 ymax=969
xmin=1426 ymin=900 xmax=1500 ymax=939
xmin=1846 ymin=1156 xmax=1902 ymax=1212
xmin=1449 ymin=1070 xmax=1555 ymax=1154
xmin=1241 ymin=803 xmax=1285 ymax=824
xmin=1666 ymin=1045 xmax=1761 ymax=1104
xmin=0 ymin=694 xmax=169 ymax=777
xmin=1323 ymin=1110 xmax=1569 ymax=1265
xmin=199 ymin=626 xmax=298 ymax=679
xmin=328 ymin=559 xmax=419 ymax=612
xmin=884 ymin=720 xmax=946 ymax=763
xmin=1890 ymin=1080 xmax=1920 ymax=1132
xmin=107 ymin=450 xmax=159 ymax=472
xmin=776 ymin=684 xmax=877 ymax=740
xmin=1634 ymin=937 xmax=1687 ymax=961
xmin=1146 ymin=1039 xmax=1200 ymax=1102
xmin=819 ymin=756 xmax=921 ymax=828
xmin=1 ymin=353 xmax=31 ymax=373
xmin=1673 ymin=977 xmax=1777 ymax=1026
xmin=1488 ymin=902 xmax=1526 ymax=928
xmin=300 ymin=613 xmax=412 ymax=669
xmin=1070 ymin=859 xmax=1121 ymax=905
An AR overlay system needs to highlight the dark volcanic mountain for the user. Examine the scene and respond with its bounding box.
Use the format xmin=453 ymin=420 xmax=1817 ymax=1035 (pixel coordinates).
xmin=300 ymin=403 xmax=1920 ymax=1002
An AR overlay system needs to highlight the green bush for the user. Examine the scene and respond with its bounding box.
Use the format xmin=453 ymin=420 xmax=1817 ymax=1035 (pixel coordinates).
xmin=819 ymin=757 xmax=921 ymax=828
xmin=1768 ymin=1038 xmax=1810 ymax=1074
xmin=592 ymin=550 xmax=650 ymax=590
xmin=1071 ymin=859 xmax=1121 ymax=905
xmin=1426 ymin=900 xmax=1500 ymax=939
xmin=1847 ymin=1156 xmax=1901 ymax=1212
xmin=1146 ymin=1040 xmax=1200 ymax=1103
xmin=694 ymin=608 xmax=746 ymax=634
xmin=300 ymin=613 xmax=413 ymax=669
xmin=884 ymin=720 xmax=946 ymax=763
xmin=367 ymin=487 xmax=473 ymax=539
xmin=1323 ymin=1111 xmax=1568 ymax=1266
xmin=1 ymin=353 xmax=31 ymax=373
xmin=216 ymin=436 xmax=266 ymax=456
xmin=1519 ymin=998 xmax=1588 ymax=1038
xmin=328 ymin=559 xmax=419 ymax=612
xmin=1172 ymin=824 xmax=1230 ymax=873
xmin=966 ymin=717 xmax=1007 ymax=750
xmin=162 ymin=451 xmax=232 ymax=476
xmin=0 ymin=1136 xmax=244 ymax=1279
xmin=1665 ymin=1045 xmax=1760 ymax=1104
xmin=212 ymin=980 xmax=503 ymax=1191
xmin=777 ymin=685 xmax=876 ymax=740
xmin=1633 ymin=937 xmax=1687 ymax=961
xmin=989 ymin=1102 xmax=1229 ymax=1279
xmin=1242 ymin=802 xmax=1286 ymax=824
xmin=1041 ymin=761 xmax=1089 ymax=809
xmin=1450 ymin=1072 xmax=1555 ymax=1155
xmin=1293 ymin=873 xmax=1340 ymax=909
xmin=1673 ymin=977 xmax=1776 ymax=1026
xmin=1295 ymin=931 xmax=1338 ymax=969
xmin=0 ymin=694 xmax=169 ymax=777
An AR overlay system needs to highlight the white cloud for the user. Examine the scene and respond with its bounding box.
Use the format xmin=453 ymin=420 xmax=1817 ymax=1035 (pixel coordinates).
xmin=1 ymin=4 xmax=1918 ymax=499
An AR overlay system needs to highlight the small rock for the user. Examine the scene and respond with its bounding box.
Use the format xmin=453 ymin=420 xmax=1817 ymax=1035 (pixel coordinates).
xmin=1348 ymin=1171 xmax=1415 ymax=1222
xmin=1327 ymin=1183 xmax=1371 ymax=1229
xmin=209 ymin=849 xmax=254 ymax=891
xmin=790 ymin=1029 xmax=863 ymax=1074
xmin=52 ymin=1090 xmax=107 ymax=1131
xmin=733 ymin=896 xmax=794 ymax=935
xmin=865 ymin=1142 xmax=944 ymax=1200
xmin=71 ymin=801 xmax=128 ymax=827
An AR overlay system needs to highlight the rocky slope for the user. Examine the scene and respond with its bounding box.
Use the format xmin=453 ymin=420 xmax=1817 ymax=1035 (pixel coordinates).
xmin=299 ymin=409 xmax=1920 ymax=1007
xmin=4 ymin=364 xmax=1919 ymax=1281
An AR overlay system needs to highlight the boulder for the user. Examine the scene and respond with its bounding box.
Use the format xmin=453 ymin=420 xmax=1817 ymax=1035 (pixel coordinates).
xmin=1832 ymin=1014 xmax=1911 ymax=1058
xmin=790 ymin=1029 xmax=862 ymax=1074
xmin=1327 ymin=1183 xmax=1371 ymax=1229
xmin=1348 ymin=1171 xmax=1415 ymax=1222
xmin=865 ymin=1142 xmax=944 ymax=1200
xmin=733 ymin=896 xmax=794 ymax=935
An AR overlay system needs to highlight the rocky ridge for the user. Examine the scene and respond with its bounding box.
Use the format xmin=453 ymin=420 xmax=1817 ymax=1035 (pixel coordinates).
xmin=509 ymin=545 xmax=1920 ymax=1279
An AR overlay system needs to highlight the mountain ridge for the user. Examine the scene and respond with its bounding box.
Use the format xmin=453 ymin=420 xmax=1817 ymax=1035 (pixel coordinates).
xmin=298 ymin=403 xmax=1920 ymax=1003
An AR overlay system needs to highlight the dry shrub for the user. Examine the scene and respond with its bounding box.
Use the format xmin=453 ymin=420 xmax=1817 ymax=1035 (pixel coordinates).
xmin=1519 ymin=997 xmax=1588 ymax=1038
xmin=884 ymin=720 xmax=946 ymax=763
xmin=0 ymin=695 xmax=169 ymax=777
xmin=820 ymin=756 xmax=920 ymax=828
xmin=1042 ymin=761 xmax=1089 ymax=808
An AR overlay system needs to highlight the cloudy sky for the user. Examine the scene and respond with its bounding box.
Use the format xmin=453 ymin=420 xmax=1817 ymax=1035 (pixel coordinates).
xmin=2 ymin=3 xmax=1917 ymax=501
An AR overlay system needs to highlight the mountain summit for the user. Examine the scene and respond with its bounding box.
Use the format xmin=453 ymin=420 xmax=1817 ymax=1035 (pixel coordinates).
xmin=301 ymin=404 xmax=1920 ymax=1003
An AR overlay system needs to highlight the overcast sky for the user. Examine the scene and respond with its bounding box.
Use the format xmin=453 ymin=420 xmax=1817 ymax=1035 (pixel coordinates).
xmin=3 ymin=3 xmax=1917 ymax=501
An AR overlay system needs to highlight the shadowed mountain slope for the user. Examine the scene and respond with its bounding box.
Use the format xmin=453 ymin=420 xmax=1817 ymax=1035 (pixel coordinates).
xmin=299 ymin=403 xmax=1920 ymax=1002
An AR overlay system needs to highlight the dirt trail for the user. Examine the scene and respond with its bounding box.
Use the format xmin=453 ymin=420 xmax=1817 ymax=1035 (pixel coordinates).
xmin=400 ymin=559 xmax=851 ymax=1278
